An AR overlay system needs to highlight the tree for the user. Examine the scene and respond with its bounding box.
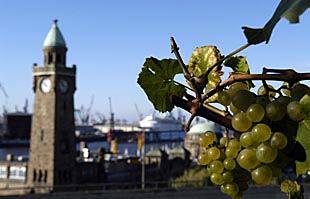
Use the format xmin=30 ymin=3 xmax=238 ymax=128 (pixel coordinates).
xmin=137 ymin=1 xmax=310 ymax=198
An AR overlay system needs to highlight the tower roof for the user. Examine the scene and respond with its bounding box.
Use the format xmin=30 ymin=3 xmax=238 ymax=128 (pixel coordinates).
xmin=43 ymin=19 xmax=66 ymax=48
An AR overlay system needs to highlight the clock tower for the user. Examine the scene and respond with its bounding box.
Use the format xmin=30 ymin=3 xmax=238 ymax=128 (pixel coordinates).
xmin=27 ymin=20 xmax=76 ymax=191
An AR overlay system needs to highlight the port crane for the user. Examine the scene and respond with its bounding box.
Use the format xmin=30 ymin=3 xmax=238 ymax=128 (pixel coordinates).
xmin=0 ymin=82 xmax=9 ymax=114
xmin=108 ymin=97 xmax=114 ymax=129
xmin=75 ymin=95 xmax=94 ymax=125
xmin=134 ymin=103 xmax=143 ymax=120
xmin=23 ymin=99 xmax=28 ymax=113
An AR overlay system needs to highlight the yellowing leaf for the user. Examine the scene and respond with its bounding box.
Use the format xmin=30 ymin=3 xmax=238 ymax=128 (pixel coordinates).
xmin=188 ymin=46 xmax=221 ymax=102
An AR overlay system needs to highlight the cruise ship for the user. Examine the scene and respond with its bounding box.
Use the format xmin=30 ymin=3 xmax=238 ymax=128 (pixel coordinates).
xmin=139 ymin=112 xmax=184 ymax=132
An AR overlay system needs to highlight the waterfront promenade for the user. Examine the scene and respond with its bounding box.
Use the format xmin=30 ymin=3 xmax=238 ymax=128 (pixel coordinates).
xmin=1 ymin=185 xmax=308 ymax=199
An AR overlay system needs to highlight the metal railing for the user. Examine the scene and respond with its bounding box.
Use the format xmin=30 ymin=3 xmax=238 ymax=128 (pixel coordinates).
xmin=0 ymin=180 xmax=207 ymax=193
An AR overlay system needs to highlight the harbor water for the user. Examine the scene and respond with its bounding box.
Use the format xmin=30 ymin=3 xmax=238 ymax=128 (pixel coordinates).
xmin=0 ymin=140 xmax=184 ymax=160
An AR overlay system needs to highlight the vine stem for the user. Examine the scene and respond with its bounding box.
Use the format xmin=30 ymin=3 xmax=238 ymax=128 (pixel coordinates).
xmin=201 ymin=70 xmax=310 ymax=102
xmin=172 ymin=80 xmax=194 ymax=92
xmin=170 ymin=95 xmax=233 ymax=130
xmin=225 ymin=127 xmax=229 ymax=147
xmin=170 ymin=37 xmax=202 ymax=100
xmin=185 ymin=113 xmax=197 ymax=132
xmin=202 ymin=43 xmax=251 ymax=81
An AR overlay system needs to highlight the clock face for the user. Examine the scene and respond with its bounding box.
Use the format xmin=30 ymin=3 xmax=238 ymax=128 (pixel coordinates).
xmin=59 ymin=79 xmax=68 ymax=93
xmin=40 ymin=78 xmax=51 ymax=93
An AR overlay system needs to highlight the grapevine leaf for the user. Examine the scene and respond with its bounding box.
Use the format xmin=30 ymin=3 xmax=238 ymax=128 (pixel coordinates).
xmin=223 ymin=56 xmax=255 ymax=89
xmin=137 ymin=57 xmax=186 ymax=112
xmin=242 ymin=0 xmax=310 ymax=44
xmin=188 ymin=46 xmax=221 ymax=102
xmin=296 ymin=119 xmax=310 ymax=177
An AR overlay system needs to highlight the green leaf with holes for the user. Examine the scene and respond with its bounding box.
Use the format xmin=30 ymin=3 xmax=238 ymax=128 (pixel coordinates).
xmin=188 ymin=46 xmax=221 ymax=102
xmin=137 ymin=57 xmax=186 ymax=112
xmin=224 ymin=56 xmax=254 ymax=88
xmin=296 ymin=119 xmax=310 ymax=177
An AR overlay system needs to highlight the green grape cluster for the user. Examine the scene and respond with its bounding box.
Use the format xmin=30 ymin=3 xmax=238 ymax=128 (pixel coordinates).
xmin=198 ymin=131 xmax=249 ymax=198
xmin=206 ymin=82 xmax=310 ymax=198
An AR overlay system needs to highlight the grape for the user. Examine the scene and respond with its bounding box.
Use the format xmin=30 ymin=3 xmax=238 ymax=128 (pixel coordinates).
xmin=207 ymin=131 xmax=217 ymax=142
xmin=237 ymin=149 xmax=259 ymax=170
xmin=277 ymin=96 xmax=291 ymax=106
xmin=270 ymin=132 xmax=288 ymax=150
xmin=287 ymin=101 xmax=305 ymax=121
xmin=228 ymin=82 xmax=248 ymax=96
xmin=291 ymin=83 xmax=310 ymax=101
xmin=257 ymin=84 xmax=276 ymax=99
xmin=300 ymin=94 xmax=310 ymax=113
xmin=218 ymin=149 xmax=226 ymax=161
xmin=210 ymin=173 xmax=224 ymax=185
xmin=239 ymin=132 xmax=253 ymax=148
xmin=209 ymin=160 xmax=224 ymax=174
xmin=246 ymin=103 xmax=265 ymax=122
xmin=198 ymin=136 xmax=210 ymax=148
xmin=256 ymin=96 xmax=270 ymax=107
xmin=224 ymin=182 xmax=239 ymax=197
xmin=256 ymin=142 xmax=278 ymax=163
xmin=228 ymin=139 xmax=242 ymax=151
xmin=229 ymin=102 xmax=241 ymax=114
xmin=199 ymin=132 xmax=216 ymax=147
xmin=251 ymin=123 xmax=272 ymax=143
xmin=225 ymin=147 xmax=239 ymax=158
xmin=223 ymin=158 xmax=236 ymax=170
xmin=220 ymin=184 xmax=228 ymax=194
xmin=220 ymin=137 xmax=228 ymax=146
xmin=266 ymin=101 xmax=286 ymax=121
xmin=208 ymin=147 xmax=221 ymax=160
xmin=232 ymin=112 xmax=252 ymax=132
xmin=198 ymin=153 xmax=211 ymax=165
xmin=231 ymin=90 xmax=256 ymax=111
xmin=251 ymin=165 xmax=272 ymax=186
xmin=281 ymin=82 xmax=291 ymax=96
xmin=217 ymin=90 xmax=231 ymax=106
xmin=222 ymin=171 xmax=234 ymax=183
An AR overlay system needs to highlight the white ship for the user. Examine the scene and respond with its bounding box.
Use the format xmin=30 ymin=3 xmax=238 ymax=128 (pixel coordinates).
xmin=139 ymin=112 xmax=184 ymax=132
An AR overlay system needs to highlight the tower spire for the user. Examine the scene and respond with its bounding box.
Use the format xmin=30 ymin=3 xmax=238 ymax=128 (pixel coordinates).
xmin=43 ymin=20 xmax=67 ymax=67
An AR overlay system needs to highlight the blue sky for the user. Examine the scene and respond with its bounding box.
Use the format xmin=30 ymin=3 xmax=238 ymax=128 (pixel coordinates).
xmin=0 ymin=1 xmax=310 ymax=122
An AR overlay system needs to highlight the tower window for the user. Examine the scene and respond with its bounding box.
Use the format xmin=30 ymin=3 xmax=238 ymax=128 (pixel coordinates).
xmin=33 ymin=169 xmax=37 ymax=182
xmin=44 ymin=170 xmax=48 ymax=183
xmin=40 ymin=130 xmax=44 ymax=141
xmin=48 ymin=53 xmax=52 ymax=64
xmin=38 ymin=170 xmax=43 ymax=182
xmin=56 ymin=54 xmax=61 ymax=64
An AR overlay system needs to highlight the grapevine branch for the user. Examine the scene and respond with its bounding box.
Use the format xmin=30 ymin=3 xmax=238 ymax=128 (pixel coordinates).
xmin=201 ymin=69 xmax=310 ymax=102
xmin=171 ymin=69 xmax=310 ymax=131
xmin=170 ymin=95 xmax=233 ymax=129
